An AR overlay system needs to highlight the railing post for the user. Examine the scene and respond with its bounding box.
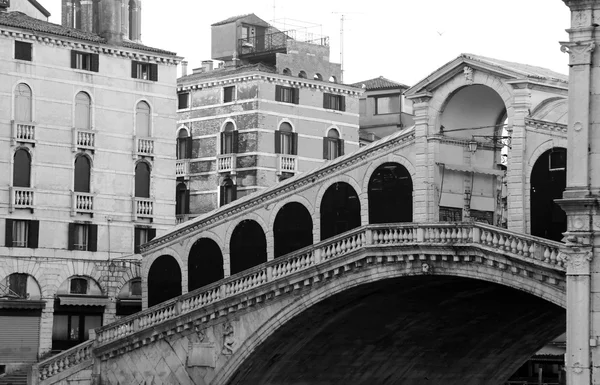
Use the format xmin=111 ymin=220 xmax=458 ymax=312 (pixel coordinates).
xmin=29 ymin=363 xmax=39 ymax=385
xmin=472 ymin=226 xmax=481 ymax=243
xmin=417 ymin=227 xmax=424 ymax=242
xmin=266 ymin=265 xmax=273 ymax=281
xmin=314 ymin=248 xmax=322 ymax=264
xmin=220 ymin=283 xmax=228 ymax=299
xmin=365 ymin=229 xmax=373 ymax=245
xmin=175 ymin=299 xmax=182 ymax=315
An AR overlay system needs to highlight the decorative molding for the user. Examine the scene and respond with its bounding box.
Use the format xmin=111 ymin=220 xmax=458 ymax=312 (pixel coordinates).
xmin=525 ymin=118 xmax=567 ymax=135
xmin=560 ymin=41 xmax=595 ymax=66
xmin=558 ymin=249 xmax=592 ymax=275
xmin=463 ymin=66 xmax=474 ymax=84
xmin=221 ymin=321 xmax=236 ymax=356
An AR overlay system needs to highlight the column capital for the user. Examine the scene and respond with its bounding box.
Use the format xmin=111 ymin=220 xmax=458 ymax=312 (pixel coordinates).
xmin=559 ymin=246 xmax=593 ymax=275
xmin=563 ymin=0 xmax=598 ymax=11
xmin=560 ymin=40 xmax=595 ymax=66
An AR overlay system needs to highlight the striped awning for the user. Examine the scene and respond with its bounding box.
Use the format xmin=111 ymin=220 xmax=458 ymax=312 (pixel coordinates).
xmin=437 ymin=162 xmax=505 ymax=177
xmin=58 ymin=295 xmax=109 ymax=307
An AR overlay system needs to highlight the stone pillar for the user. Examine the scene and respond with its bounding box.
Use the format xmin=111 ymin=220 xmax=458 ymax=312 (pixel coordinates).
xmin=407 ymin=92 xmax=432 ymax=223
xmin=558 ymin=1 xmax=600 ymax=385
xmin=39 ymin=298 xmax=55 ymax=356
xmin=80 ymin=0 xmax=93 ymax=32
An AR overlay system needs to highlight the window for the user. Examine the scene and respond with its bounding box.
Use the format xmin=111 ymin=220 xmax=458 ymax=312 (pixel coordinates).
xmin=282 ymin=68 xmax=291 ymax=76
xmin=14 ymin=83 xmax=32 ymax=122
xmin=220 ymin=178 xmax=237 ymax=206
xmin=15 ymin=41 xmax=32 ymax=61
xmin=323 ymin=129 xmax=344 ymax=160
xmin=130 ymin=279 xmax=142 ymax=296
xmin=549 ymin=149 xmax=566 ymax=171
xmin=439 ymin=206 xmax=463 ymax=222
xmin=134 ymin=227 xmax=156 ymax=254
xmin=241 ymin=26 xmax=250 ymax=40
xmin=223 ymin=86 xmax=235 ymax=103
xmin=375 ymin=95 xmax=400 ymax=115
xmin=71 ymin=51 xmax=99 ymax=72
xmin=70 ymin=278 xmax=88 ymax=294
xmin=178 ymin=92 xmax=189 ymax=109
xmin=275 ymin=122 xmax=297 ymax=155
xmin=176 ymin=129 xmax=192 ymax=160
xmin=275 ymin=86 xmax=299 ymax=104
xmin=74 ymin=155 xmax=91 ymax=193
xmin=470 ymin=210 xmax=494 ymax=225
xmin=298 ymin=71 xmax=307 ymax=79
xmin=13 ymin=149 xmax=31 ymax=188
xmin=68 ymin=223 xmax=98 ymax=251
xmin=135 ymin=101 xmax=151 ymax=138
xmin=4 ymin=219 xmax=39 ymax=248
xmin=75 ymin=92 xmax=91 ymax=130
xmin=220 ymin=122 xmax=238 ymax=154
xmin=131 ymin=61 xmax=158 ymax=81
xmin=52 ymin=313 xmax=102 ymax=350
xmin=135 ymin=162 xmax=151 ymax=198
xmin=323 ymin=93 xmax=345 ymax=111
xmin=175 ymin=183 xmax=189 ymax=215
xmin=313 ymin=73 xmax=323 ymax=81
xmin=8 ymin=274 xmax=28 ymax=298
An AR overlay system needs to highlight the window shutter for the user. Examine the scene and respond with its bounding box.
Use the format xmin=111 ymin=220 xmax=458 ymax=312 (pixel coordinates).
xmin=5 ymin=219 xmax=13 ymax=247
xmin=323 ymin=93 xmax=330 ymax=109
xmin=134 ymin=228 xmax=141 ymax=254
xmin=293 ymin=88 xmax=300 ymax=104
xmin=323 ymin=137 xmax=328 ymax=159
xmin=91 ymin=54 xmax=99 ymax=72
xmin=275 ymin=85 xmax=282 ymax=102
xmin=88 ymin=224 xmax=98 ymax=252
xmin=131 ymin=61 xmax=138 ymax=78
xmin=148 ymin=228 xmax=156 ymax=242
xmin=28 ymin=220 xmax=39 ymax=248
xmin=220 ymin=132 xmax=226 ymax=154
xmin=232 ymin=184 xmax=238 ymax=201
xmin=292 ymin=132 xmax=298 ymax=155
xmin=186 ymin=137 xmax=193 ymax=159
xmin=219 ymin=186 xmax=225 ymax=206
xmin=232 ymin=131 xmax=239 ymax=154
xmin=338 ymin=139 xmax=345 ymax=156
xmin=68 ymin=223 xmax=76 ymax=250
xmin=150 ymin=64 xmax=158 ymax=81
xmin=340 ymin=96 xmax=346 ymax=112
xmin=274 ymin=131 xmax=281 ymax=154
xmin=71 ymin=51 xmax=77 ymax=69
xmin=184 ymin=189 xmax=190 ymax=214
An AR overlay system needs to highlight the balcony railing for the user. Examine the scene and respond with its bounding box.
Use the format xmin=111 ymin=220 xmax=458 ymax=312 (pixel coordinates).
xmin=175 ymin=159 xmax=189 ymax=177
xmin=277 ymin=154 xmax=297 ymax=174
xmin=217 ymin=154 xmax=236 ymax=173
xmin=9 ymin=187 xmax=34 ymax=212
xmin=133 ymin=198 xmax=154 ymax=220
xmin=74 ymin=129 xmax=95 ymax=150
xmin=135 ymin=137 xmax=154 ymax=157
xmin=72 ymin=192 xmax=94 ymax=214
xmin=176 ymin=214 xmax=190 ymax=225
xmin=238 ymin=29 xmax=329 ymax=57
xmin=34 ymin=340 xmax=93 ymax=383
xmin=11 ymin=120 xmax=35 ymax=145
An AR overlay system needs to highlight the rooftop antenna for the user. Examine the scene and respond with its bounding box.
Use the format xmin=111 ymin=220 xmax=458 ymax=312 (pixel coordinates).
xmin=331 ymin=12 xmax=363 ymax=83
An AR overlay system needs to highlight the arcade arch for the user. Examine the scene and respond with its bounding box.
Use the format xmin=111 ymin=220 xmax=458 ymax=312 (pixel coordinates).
xmin=188 ymin=238 xmax=224 ymax=291
xmin=273 ymin=202 xmax=313 ymax=258
xmin=230 ymin=220 xmax=267 ymax=275
xmin=320 ymin=182 xmax=361 ymax=241
xmin=148 ymin=255 xmax=182 ymax=307
xmin=368 ymin=162 xmax=413 ymax=224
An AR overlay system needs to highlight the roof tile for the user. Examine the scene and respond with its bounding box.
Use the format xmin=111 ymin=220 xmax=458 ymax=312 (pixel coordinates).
xmin=350 ymin=76 xmax=409 ymax=91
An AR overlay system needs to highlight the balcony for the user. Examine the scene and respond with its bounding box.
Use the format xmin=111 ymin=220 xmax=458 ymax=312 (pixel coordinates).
xmin=72 ymin=192 xmax=94 ymax=215
xmin=238 ymin=29 xmax=329 ymax=59
xmin=176 ymin=214 xmax=191 ymax=225
xmin=9 ymin=187 xmax=34 ymax=212
xmin=134 ymin=137 xmax=154 ymax=157
xmin=133 ymin=198 xmax=154 ymax=220
xmin=176 ymin=159 xmax=189 ymax=178
xmin=217 ymin=154 xmax=236 ymax=174
xmin=11 ymin=120 xmax=35 ymax=145
xmin=277 ymin=154 xmax=297 ymax=175
xmin=73 ymin=129 xmax=95 ymax=151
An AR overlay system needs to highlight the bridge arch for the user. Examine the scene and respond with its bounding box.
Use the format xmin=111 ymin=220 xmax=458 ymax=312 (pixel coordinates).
xmin=147 ymin=254 xmax=183 ymax=307
xmin=213 ymin=260 xmax=565 ymax=385
xmin=273 ymin=201 xmax=314 ymax=258
xmin=315 ymin=175 xmax=364 ymax=241
xmin=318 ymin=181 xmax=362 ymax=241
xmin=229 ymin=219 xmax=268 ymax=275
xmin=188 ymin=237 xmax=224 ymax=291
xmin=367 ymin=162 xmax=413 ymax=224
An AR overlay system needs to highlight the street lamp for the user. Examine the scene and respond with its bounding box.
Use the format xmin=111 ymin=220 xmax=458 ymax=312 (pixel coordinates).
xmin=468 ymin=135 xmax=511 ymax=153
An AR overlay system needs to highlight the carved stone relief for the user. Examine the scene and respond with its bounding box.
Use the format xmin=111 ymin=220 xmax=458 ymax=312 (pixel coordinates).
xmin=222 ymin=321 xmax=237 ymax=356
xmin=558 ymin=249 xmax=593 ymax=275
xmin=463 ymin=66 xmax=474 ymax=84
xmin=560 ymin=42 xmax=595 ymax=66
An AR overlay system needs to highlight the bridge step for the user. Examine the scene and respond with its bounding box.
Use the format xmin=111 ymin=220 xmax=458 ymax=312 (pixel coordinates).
xmin=0 ymin=370 xmax=27 ymax=385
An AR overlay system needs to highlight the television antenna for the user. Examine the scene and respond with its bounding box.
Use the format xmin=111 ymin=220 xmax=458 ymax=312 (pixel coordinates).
xmin=331 ymin=12 xmax=363 ymax=83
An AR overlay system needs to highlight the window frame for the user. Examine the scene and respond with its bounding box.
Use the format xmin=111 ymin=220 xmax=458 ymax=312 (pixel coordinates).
xmin=220 ymin=178 xmax=237 ymax=207
xmin=439 ymin=206 xmax=463 ymax=222
xmin=220 ymin=122 xmax=239 ymax=155
xmin=323 ymin=93 xmax=346 ymax=111
xmin=134 ymin=226 xmax=156 ymax=254
xmin=374 ymin=95 xmax=401 ymax=115
xmin=223 ymin=86 xmax=236 ymax=103
xmin=71 ymin=50 xmax=99 ymax=72
xmin=275 ymin=123 xmax=298 ymax=155
xmin=275 ymin=85 xmax=299 ymax=104
xmin=177 ymin=92 xmax=190 ymax=109
xmin=68 ymin=223 xmax=98 ymax=252
xmin=5 ymin=219 xmax=39 ymax=248
xmin=322 ymin=129 xmax=344 ymax=160
xmin=15 ymin=41 xmax=32 ymax=62
xmin=131 ymin=60 xmax=158 ymax=81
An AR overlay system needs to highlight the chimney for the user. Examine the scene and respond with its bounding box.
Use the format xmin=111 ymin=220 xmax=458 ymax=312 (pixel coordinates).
xmin=192 ymin=67 xmax=204 ymax=75
xmin=181 ymin=61 xmax=188 ymax=76
xmin=202 ymin=60 xmax=214 ymax=72
xmin=99 ymin=0 xmax=123 ymax=45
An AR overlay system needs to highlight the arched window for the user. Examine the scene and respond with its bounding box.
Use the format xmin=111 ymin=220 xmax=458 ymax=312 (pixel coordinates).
xmin=275 ymin=122 xmax=297 ymax=155
xmin=320 ymin=182 xmax=361 ymax=240
xmin=74 ymin=155 xmax=91 ymax=193
xmin=175 ymin=182 xmax=189 ymax=215
xmin=135 ymin=162 xmax=150 ymax=198
xmin=75 ymin=92 xmax=91 ymax=130
xmin=15 ymin=83 xmax=32 ymax=122
xmin=274 ymin=202 xmax=313 ymax=258
xmin=13 ymin=149 xmax=31 ymax=188
xmin=328 ymin=75 xmax=337 ymax=83
xmin=136 ymin=101 xmax=150 ymax=138
xmin=221 ymin=122 xmax=238 ymax=154
xmin=148 ymin=255 xmax=182 ymax=307
xmin=313 ymin=73 xmax=323 ymax=81
xmin=188 ymin=238 xmax=224 ymax=291
xmin=323 ymin=128 xmax=344 ymax=160
xmin=282 ymin=68 xmax=291 ymax=76
xmin=177 ymin=129 xmax=191 ymax=159
xmin=220 ymin=178 xmax=237 ymax=206
xmin=230 ymin=220 xmax=267 ymax=274
xmin=298 ymin=71 xmax=307 ymax=79
xmin=368 ymin=163 xmax=413 ymax=224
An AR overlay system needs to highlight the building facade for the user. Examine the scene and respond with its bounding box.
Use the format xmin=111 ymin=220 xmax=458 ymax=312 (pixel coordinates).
xmin=0 ymin=0 xmax=180 ymax=377
xmin=175 ymin=14 xmax=362 ymax=219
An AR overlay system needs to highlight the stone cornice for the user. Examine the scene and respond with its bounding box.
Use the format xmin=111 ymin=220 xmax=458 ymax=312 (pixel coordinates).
xmin=0 ymin=27 xmax=183 ymax=65
xmin=141 ymin=131 xmax=415 ymax=253
xmin=177 ymin=73 xmax=364 ymax=96
xmin=525 ymin=118 xmax=567 ymax=135
xmin=428 ymin=134 xmax=500 ymax=151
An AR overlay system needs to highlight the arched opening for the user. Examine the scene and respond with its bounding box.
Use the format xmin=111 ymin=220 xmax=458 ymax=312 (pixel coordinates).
xmin=275 ymin=122 xmax=297 ymax=155
xmin=313 ymin=73 xmax=323 ymax=81
xmin=135 ymin=162 xmax=150 ymax=198
xmin=530 ymin=148 xmax=566 ymax=242
xmin=230 ymin=220 xmax=267 ymax=275
xmin=188 ymin=238 xmax=224 ymax=291
xmin=282 ymin=68 xmax=291 ymax=76
xmin=328 ymin=75 xmax=337 ymax=83
xmin=298 ymin=71 xmax=307 ymax=79
xmin=15 ymin=83 xmax=32 ymax=122
xmin=116 ymin=278 xmax=142 ymax=316
xmin=148 ymin=255 xmax=182 ymax=307
xmin=74 ymin=155 xmax=90 ymax=193
xmin=136 ymin=101 xmax=151 ymax=138
xmin=175 ymin=182 xmax=188 ymax=215
xmin=323 ymin=128 xmax=343 ymax=160
xmin=13 ymin=149 xmax=31 ymax=188
xmin=2 ymin=273 xmax=41 ymax=300
xmin=220 ymin=177 xmax=237 ymax=206
xmin=221 ymin=122 xmax=237 ymax=154
xmin=75 ymin=92 xmax=91 ymax=130
xmin=176 ymin=129 xmax=190 ymax=160
xmin=320 ymin=182 xmax=360 ymax=241
xmin=368 ymin=163 xmax=413 ymax=224
xmin=274 ymin=202 xmax=313 ymax=258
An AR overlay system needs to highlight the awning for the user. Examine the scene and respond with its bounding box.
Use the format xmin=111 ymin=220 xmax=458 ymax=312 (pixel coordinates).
xmin=117 ymin=298 xmax=142 ymax=307
xmin=439 ymin=192 xmax=463 ymax=208
xmin=470 ymin=196 xmax=495 ymax=211
xmin=0 ymin=299 xmax=46 ymax=310
xmin=437 ymin=162 xmax=505 ymax=177
xmin=58 ymin=295 xmax=109 ymax=307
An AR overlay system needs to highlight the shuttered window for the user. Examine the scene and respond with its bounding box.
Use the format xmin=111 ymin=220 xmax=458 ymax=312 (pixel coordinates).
xmin=71 ymin=51 xmax=99 ymax=72
xmin=322 ymin=129 xmax=344 ymax=160
xmin=131 ymin=61 xmax=158 ymax=81
xmin=275 ymin=85 xmax=299 ymax=104
xmin=275 ymin=122 xmax=298 ymax=155
xmin=5 ymin=219 xmax=39 ymax=248
xmin=323 ymin=93 xmax=345 ymax=111
xmin=15 ymin=41 xmax=32 ymax=61
xmin=0 ymin=313 xmax=41 ymax=362
xmin=68 ymin=223 xmax=98 ymax=251
xmin=220 ymin=178 xmax=237 ymax=206
xmin=134 ymin=227 xmax=156 ymax=254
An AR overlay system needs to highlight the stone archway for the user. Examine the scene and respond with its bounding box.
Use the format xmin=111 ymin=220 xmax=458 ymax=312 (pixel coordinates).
xmin=147 ymin=255 xmax=182 ymax=307
xmin=273 ymin=202 xmax=313 ymax=258
xmin=368 ymin=162 xmax=413 ymax=224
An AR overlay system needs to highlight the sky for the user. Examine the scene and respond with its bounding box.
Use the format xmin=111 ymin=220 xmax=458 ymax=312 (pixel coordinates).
xmin=41 ymin=0 xmax=572 ymax=86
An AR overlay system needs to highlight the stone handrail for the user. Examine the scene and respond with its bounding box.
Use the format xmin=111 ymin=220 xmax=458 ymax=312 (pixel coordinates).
xmin=94 ymin=222 xmax=565 ymax=348
xmin=73 ymin=192 xmax=94 ymax=213
xmin=35 ymin=340 xmax=93 ymax=383
xmin=12 ymin=120 xmax=36 ymax=144
xmin=136 ymin=138 xmax=154 ymax=155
